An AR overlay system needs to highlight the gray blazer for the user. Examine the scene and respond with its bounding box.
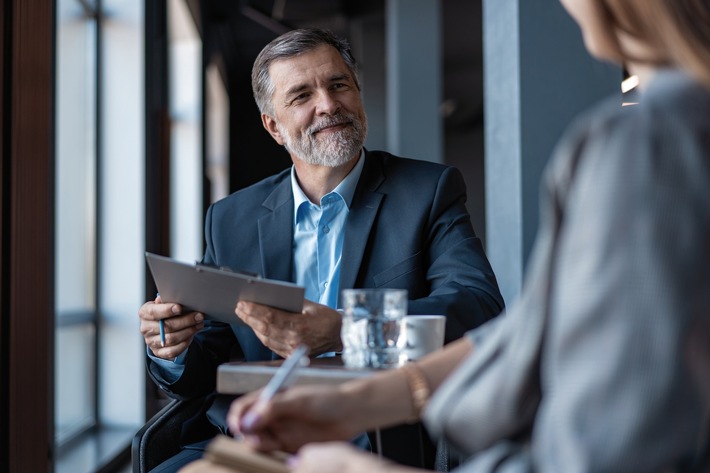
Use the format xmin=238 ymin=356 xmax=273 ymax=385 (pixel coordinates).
xmin=425 ymin=69 xmax=710 ymax=472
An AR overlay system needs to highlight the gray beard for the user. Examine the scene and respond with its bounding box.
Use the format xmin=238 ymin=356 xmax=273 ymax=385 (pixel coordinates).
xmin=281 ymin=112 xmax=368 ymax=167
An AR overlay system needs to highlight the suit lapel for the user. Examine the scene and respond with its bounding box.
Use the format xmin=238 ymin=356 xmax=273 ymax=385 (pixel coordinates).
xmin=339 ymin=152 xmax=385 ymax=294
xmin=257 ymin=178 xmax=294 ymax=281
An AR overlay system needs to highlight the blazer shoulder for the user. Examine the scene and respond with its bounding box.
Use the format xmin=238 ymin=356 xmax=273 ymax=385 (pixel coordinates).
xmin=561 ymin=70 xmax=710 ymax=153
xmin=367 ymin=149 xmax=449 ymax=171
xmin=365 ymin=150 xmax=458 ymax=183
xmin=210 ymin=168 xmax=291 ymax=212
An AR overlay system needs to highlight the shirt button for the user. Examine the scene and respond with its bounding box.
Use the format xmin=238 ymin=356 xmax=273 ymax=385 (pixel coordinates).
xmin=322 ymin=225 xmax=330 ymax=234
xmin=324 ymin=282 xmax=328 ymax=288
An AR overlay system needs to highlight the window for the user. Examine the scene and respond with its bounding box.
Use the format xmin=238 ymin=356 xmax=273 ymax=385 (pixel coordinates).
xmin=55 ymin=0 xmax=99 ymax=448
xmin=55 ymin=0 xmax=145 ymax=470
xmin=168 ymin=0 xmax=204 ymax=262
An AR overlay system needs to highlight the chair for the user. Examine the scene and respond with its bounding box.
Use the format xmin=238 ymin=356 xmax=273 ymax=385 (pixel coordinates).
xmin=131 ymin=398 xmax=205 ymax=473
xmin=434 ymin=438 xmax=462 ymax=472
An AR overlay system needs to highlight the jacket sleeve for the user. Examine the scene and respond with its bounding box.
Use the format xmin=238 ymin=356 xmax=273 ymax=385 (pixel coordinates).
xmin=146 ymin=320 xmax=239 ymax=400
xmin=407 ymin=166 xmax=505 ymax=341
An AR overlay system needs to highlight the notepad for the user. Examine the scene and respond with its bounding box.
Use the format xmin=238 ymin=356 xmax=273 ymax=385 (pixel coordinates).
xmin=145 ymin=252 xmax=305 ymax=325
xmin=204 ymin=435 xmax=289 ymax=473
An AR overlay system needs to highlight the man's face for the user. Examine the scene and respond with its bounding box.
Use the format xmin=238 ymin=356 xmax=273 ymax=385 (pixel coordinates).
xmin=262 ymin=44 xmax=368 ymax=168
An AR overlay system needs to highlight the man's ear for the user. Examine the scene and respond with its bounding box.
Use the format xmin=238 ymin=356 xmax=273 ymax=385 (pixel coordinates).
xmin=261 ymin=114 xmax=284 ymax=146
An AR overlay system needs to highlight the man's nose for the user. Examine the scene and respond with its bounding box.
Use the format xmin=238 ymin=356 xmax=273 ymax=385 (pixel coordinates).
xmin=315 ymin=90 xmax=340 ymax=115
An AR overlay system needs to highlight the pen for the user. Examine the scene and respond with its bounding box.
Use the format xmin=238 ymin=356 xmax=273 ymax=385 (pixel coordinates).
xmin=258 ymin=344 xmax=310 ymax=403
xmin=156 ymin=292 xmax=166 ymax=348
xmin=239 ymin=345 xmax=309 ymax=436
xmin=159 ymin=320 xmax=166 ymax=347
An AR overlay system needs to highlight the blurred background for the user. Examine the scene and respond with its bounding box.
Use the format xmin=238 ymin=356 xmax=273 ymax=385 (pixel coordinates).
xmin=1 ymin=1 xmax=619 ymax=472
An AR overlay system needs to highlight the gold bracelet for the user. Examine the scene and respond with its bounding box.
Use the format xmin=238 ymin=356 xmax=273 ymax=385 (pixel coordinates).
xmin=401 ymin=362 xmax=431 ymax=420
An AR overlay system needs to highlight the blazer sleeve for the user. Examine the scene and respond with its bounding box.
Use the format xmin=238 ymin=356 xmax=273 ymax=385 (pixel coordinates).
xmin=407 ymin=165 xmax=505 ymax=341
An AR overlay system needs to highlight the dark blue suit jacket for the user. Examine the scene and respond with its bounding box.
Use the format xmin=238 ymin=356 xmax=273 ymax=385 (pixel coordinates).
xmin=149 ymin=149 xmax=503 ymax=395
xmin=147 ymin=150 xmax=503 ymax=464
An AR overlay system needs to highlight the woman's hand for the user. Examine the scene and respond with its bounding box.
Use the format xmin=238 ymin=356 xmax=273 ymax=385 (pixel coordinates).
xmin=227 ymin=383 xmax=368 ymax=453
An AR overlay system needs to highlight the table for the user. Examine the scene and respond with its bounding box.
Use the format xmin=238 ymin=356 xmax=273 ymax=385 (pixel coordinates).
xmin=216 ymin=356 xmax=374 ymax=395
xmin=215 ymin=357 xmax=433 ymax=468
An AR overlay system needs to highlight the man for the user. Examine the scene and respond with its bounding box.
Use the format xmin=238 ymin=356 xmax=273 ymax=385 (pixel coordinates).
xmin=138 ymin=28 xmax=504 ymax=472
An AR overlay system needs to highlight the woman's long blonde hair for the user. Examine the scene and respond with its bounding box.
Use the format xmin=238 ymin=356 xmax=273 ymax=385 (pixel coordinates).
xmin=602 ymin=0 xmax=710 ymax=86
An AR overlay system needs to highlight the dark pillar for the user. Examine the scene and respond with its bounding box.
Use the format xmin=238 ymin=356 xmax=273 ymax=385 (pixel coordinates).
xmin=483 ymin=0 xmax=620 ymax=302
xmin=1 ymin=1 xmax=55 ymax=471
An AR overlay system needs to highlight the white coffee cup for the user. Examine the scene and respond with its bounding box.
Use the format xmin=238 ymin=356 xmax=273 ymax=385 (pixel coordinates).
xmin=400 ymin=315 xmax=446 ymax=361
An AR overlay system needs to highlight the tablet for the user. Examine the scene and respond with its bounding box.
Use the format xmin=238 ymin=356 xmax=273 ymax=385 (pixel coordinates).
xmin=145 ymin=252 xmax=305 ymax=325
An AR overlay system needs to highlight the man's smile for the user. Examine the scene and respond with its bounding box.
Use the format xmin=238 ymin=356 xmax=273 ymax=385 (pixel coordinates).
xmin=315 ymin=122 xmax=348 ymax=134
xmin=309 ymin=116 xmax=353 ymax=136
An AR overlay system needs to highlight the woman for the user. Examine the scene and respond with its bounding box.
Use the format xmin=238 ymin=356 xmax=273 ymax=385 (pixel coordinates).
xmin=215 ymin=1 xmax=710 ymax=471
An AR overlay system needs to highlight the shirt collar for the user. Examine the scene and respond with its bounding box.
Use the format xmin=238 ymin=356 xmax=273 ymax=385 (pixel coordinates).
xmin=291 ymin=150 xmax=365 ymax=218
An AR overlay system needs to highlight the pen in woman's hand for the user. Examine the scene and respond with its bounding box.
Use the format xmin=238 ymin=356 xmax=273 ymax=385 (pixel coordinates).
xmin=239 ymin=344 xmax=310 ymax=434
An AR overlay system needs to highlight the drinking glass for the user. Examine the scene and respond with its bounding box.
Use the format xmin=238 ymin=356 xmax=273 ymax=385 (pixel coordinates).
xmin=340 ymin=288 xmax=407 ymax=369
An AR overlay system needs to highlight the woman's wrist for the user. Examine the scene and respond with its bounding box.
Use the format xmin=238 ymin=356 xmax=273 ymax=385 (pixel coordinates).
xmin=337 ymin=377 xmax=383 ymax=432
xmin=400 ymin=362 xmax=431 ymax=421
xmin=338 ymin=368 xmax=421 ymax=431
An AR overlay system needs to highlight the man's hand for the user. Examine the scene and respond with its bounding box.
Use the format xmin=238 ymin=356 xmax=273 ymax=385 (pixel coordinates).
xmin=235 ymin=300 xmax=342 ymax=358
xmin=138 ymin=295 xmax=205 ymax=360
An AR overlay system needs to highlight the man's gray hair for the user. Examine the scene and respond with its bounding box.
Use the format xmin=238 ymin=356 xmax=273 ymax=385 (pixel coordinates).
xmin=251 ymin=28 xmax=361 ymax=116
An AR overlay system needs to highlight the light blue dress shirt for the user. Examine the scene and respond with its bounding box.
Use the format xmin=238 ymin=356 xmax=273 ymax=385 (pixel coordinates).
xmin=149 ymin=152 xmax=364 ymax=376
xmin=291 ymin=152 xmax=363 ymax=309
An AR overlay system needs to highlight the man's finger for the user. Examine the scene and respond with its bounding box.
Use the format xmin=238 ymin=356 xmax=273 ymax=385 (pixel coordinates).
xmin=162 ymin=312 xmax=204 ymax=331
xmin=141 ymin=301 xmax=183 ymax=322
